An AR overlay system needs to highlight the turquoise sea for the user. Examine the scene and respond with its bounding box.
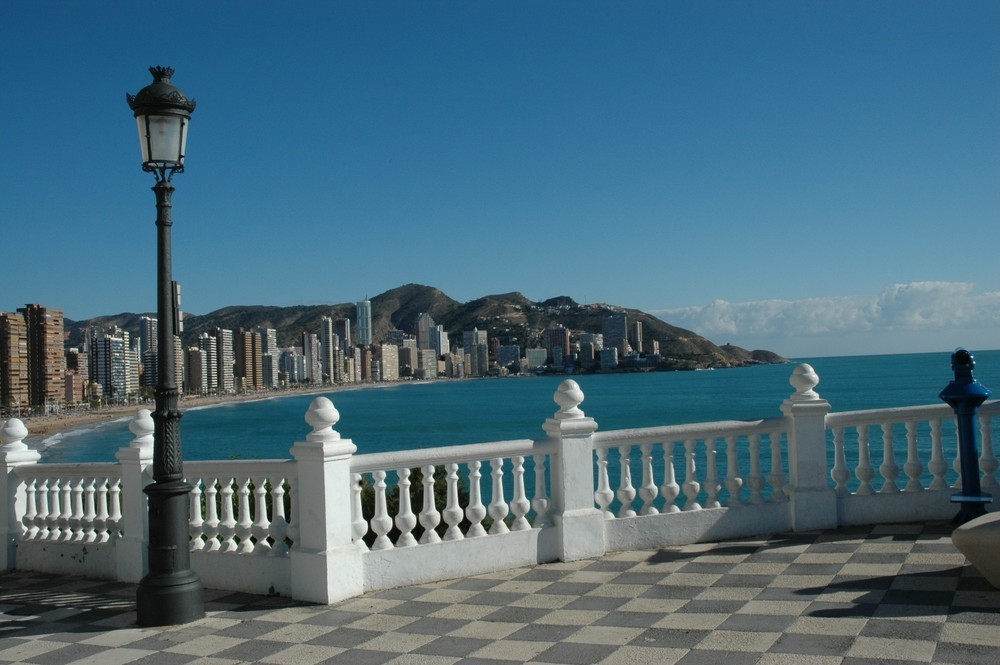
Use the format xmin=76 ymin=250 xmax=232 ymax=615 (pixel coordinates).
xmin=32 ymin=350 xmax=1000 ymax=464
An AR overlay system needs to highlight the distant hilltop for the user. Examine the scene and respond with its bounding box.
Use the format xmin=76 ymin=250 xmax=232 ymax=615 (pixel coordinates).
xmin=66 ymin=283 xmax=788 ymax=370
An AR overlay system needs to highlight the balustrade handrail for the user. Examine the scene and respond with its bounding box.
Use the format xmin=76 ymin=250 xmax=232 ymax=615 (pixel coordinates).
xmin=351 ymin=437 xmax=543 ymax=474
xmin=592 ymin=417 xmax=787 ymax=449
xmin=13 ymin=462 xmax=122 ymax=480
xmin=826 ymin=399 xmax=998 ymax=429
xmin=184 ymin=459 xmax=298 ymax=476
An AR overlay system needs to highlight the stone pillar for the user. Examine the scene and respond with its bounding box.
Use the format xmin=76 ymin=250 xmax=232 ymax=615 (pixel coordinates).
xmin=289 ymin=396 xmax=364 ymax=603
xmin=543 ymin=380 xmax=606 ymax=561
xmin=781 ymin=364 xmax=837 ymax=531
xmin=115 ymin=410 xmax=155 ymax=582
xmin=1 ymin=418 xmax=41 ymax=570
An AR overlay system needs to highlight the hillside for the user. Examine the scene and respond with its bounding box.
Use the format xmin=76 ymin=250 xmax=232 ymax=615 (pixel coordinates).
xmin=65 ymin=283 xmax=787 ymax=369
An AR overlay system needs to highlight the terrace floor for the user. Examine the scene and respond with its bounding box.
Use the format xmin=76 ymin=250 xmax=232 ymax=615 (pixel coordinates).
xmin=1 ymin=522 xmax=998 ymax=665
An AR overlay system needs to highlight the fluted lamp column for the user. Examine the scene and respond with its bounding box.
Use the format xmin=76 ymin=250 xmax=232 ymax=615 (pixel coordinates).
xmin=126 ymin=66 xmax=203 ymax=626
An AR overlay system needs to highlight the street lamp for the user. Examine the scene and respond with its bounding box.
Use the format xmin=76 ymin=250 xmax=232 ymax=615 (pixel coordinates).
xmin=127 ymin=66 xmax=203 ymax=626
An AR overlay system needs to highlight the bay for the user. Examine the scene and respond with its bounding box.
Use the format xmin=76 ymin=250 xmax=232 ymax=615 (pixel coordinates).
xmin=35 ymin=349 xmax=1000 ymax=464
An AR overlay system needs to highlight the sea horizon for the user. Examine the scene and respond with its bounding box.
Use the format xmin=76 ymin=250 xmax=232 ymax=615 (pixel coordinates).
xmin=29 ymin=348 xmax=1000 ymax=465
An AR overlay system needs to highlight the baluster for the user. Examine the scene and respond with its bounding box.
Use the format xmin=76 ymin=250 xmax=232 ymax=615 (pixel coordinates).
xmin=855 ymin=426 xmax=875 ymax=495
xmin=58 ymin=479 xmax=73 ymax=541
xmin=68 ymin=478 xmax=85 ymax=541
xmin=660 ymin=442 xmax=681 ymax=513
xmin=35 ymin=479 xmax=50 ymax=540
xmin=488 ymin=458 xmax=509 ymax=534
xmin=219 ymin=478 xmax=238 ymax=552
xmin=81 ymin=477 xmax=97 ymax=542
xmin=370 ymin=470 xmax=394 ymax=550
xmin=705 ymin=438 xmax=721 ymax=509
xmin=831 ymin=427 xmax=850 ymax=494
xmin=350 ymin=473 xmax=369 ymax=550
xmin=189 ymin=478 xmax=206 ymax=552
xmin=978 ymin=413 xmax=998 ymax=490
xmin=395 ymin=468 xmax=418 ymax=547
xmin=48 ymin=478 xmax=65 ymax=541
xmin=235 ymin=477 xmax=254 ymax=553
xmin=252 ymin=476 xmax=271 ymax=554
xmin=22 ymin=478 xmax=38 ymax=539
xmin=683 ymin=439 xmax=702 ymax=510
xmin=617 ymin=445 xmax=637 ymax=518
xmin=107 ymin=478 xmax=122 ymax=539
xmin=203 ymin=478 xmax=221 ymax=551
xmin=879 ymin=423 xmax=900 ymax=493
xmin=419 ymin=464 xmax=442 ymax=544
xmin=594 ymin=448 xmax=614 ymax=518
xmin=769 ymin=432 xmax=788 ymax=502
xmin=465 ymin=460 xmax=487 ymax=537
xmin=269 ymin=478 xmax=290 ymax=556
xmin=531 ymin=453 xmax=550 ymax=526
xmin=510 ymin=456 xmax=531 ymax=531
xmin=442 ymin=463 xmax=465 ymax=541
xmin=903 ymin=421 xmax=924 ymax=491
xmin=724 ymin=436 xmax=743 ymax=506
xmin=928 ymin=418 xmax=948 ymax=489
xmin=747 ymin=434 xmax=764 ymax=504
xmin=638 ymin=443 xmax=659 ymax=515
xmin=93 ymin=477 xmax=109 ymax=543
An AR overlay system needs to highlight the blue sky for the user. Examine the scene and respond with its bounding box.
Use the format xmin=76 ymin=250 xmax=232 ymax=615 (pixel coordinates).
xmin=2 ymin=1 xmax=997 ymax=358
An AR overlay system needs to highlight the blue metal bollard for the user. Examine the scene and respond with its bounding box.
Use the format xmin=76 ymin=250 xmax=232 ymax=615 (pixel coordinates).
xmin=939 ymin=348 xmax=993 ymax=525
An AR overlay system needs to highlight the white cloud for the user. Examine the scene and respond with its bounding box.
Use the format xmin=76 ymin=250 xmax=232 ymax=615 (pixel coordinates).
xmin=654 ymin=282 xmax=1000 ymax=357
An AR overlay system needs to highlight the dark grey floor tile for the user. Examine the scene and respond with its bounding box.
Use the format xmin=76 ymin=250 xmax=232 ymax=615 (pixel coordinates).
xmin=713 ymin=574 xmax=776 ymax=588
xmin=318 ymin=647 xmax=399 ymax=664
xmin=769 ymin=631 xmax=856 ymax=656
xmin=16 ymin=642 xmax=107 ymax=665
xmin=506 ymin=622 xmax=581 ymax=642
xmin=480 ymin=605 xmax=551 ymax=624
xmin=861 ymin=618 xmax=944 ymax=641
xmin=628 ymin=627 xmax=711 ymax=649
xmin=213 ymin=638 xmax=289 ymax=661
xmin=593 ymin=611 xmax=665 ymax=628
xmin=306 ymin=626 xmax=381 ymax=648
xmin=561 ymin=595 xmax=630 ymax=612
xmin=394 ymin=615 xmax=467 ymax=635
xmin=130 ymin=652 xmax=201 ymax=665
xmin=677 ymin=599 xmax=747 ymax=614
xmin=380 ymin=600 xmax=450 ymax=617
xmin=412 ymin=634 xmax=492 ymax=657
xmin=300 ymin=608 xmax=370 ymax=626
xmin=931 ymin=641 xmax=1000 ymax=665
xmin=717 ymin=613 xmax=797 ymax=633
xmin=534 ymin=641 xmax=617 ymax=664
xmin=535 ymin=582 xmax=600 ymax=596
xmin=640 ymin=585 xmax=703 ymax=600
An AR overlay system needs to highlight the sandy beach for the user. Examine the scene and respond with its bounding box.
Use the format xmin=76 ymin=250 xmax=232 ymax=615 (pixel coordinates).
xmin=12 ymin=385 xmax=357 ymax=441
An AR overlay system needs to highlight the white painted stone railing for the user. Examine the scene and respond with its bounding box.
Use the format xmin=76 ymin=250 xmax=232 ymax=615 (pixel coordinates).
xmin=2 ymin=363 xmax=998 ymax=604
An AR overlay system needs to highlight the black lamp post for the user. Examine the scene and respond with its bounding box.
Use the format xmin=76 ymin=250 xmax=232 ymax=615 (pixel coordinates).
xmin=127 ymin=66 xmax=203 ymax=626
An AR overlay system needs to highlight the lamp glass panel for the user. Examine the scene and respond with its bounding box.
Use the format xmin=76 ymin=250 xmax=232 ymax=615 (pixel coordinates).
xmin=137 ymin=114 xmax=185 ymax=165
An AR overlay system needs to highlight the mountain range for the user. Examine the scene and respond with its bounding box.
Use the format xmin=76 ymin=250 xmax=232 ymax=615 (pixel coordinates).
xmin=65 ymin=283 xmax=787 ymax=370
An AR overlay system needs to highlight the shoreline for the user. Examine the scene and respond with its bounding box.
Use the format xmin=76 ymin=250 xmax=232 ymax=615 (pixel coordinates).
xmin=16 ymin=384 xmax=365 ymax=442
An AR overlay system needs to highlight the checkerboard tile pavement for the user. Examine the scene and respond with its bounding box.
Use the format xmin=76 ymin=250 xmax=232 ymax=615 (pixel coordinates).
xmin=1 ymin=522 xmax=998 ymax=664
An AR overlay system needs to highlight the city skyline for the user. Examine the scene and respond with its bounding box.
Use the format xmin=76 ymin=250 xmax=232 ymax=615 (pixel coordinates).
xmin=2 ymin=2 xmax=997 ymax=359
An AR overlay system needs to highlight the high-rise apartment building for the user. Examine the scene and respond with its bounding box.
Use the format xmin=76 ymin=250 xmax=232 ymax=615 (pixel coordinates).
xmin=603 ymin=313 xmax=629 ymax=356
xmin=356 ymin=298 xmax=372 ymax=347
xmin=380 ymin=344 xmax=399 ymax=381
xmin=0 ymin=312 xmax=28 ymax=412
xmin=416 ymin=313 xmax=435 ymax=350
xmin=629 ymin=321 xmax=643 ymax=355
xmin=319 ymin=316 xmax=339 ymax=384
xmin=542 ymin=324 xmax=571 ymax=363
xmin=302 ymin=332 xmax=321 ymax=384
xmin=235 ymin=329 xmax=263 ymax=391
xmin=210 ymin=328 xmax=235 ymax=393
xmin=258 ymin=327 xmax=279 ymax=388
xmin=335 ymin=318 xmax=352 ymax=351
xmin=185 ymin=347 xmax=209 ymax=395
xmin=197 ymin=333 xmax=218 ymax=392
xmin=17 ymin=304 xmax=66 ymax=409
xmin=90 ymin=329 xmax=130 ymax=404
